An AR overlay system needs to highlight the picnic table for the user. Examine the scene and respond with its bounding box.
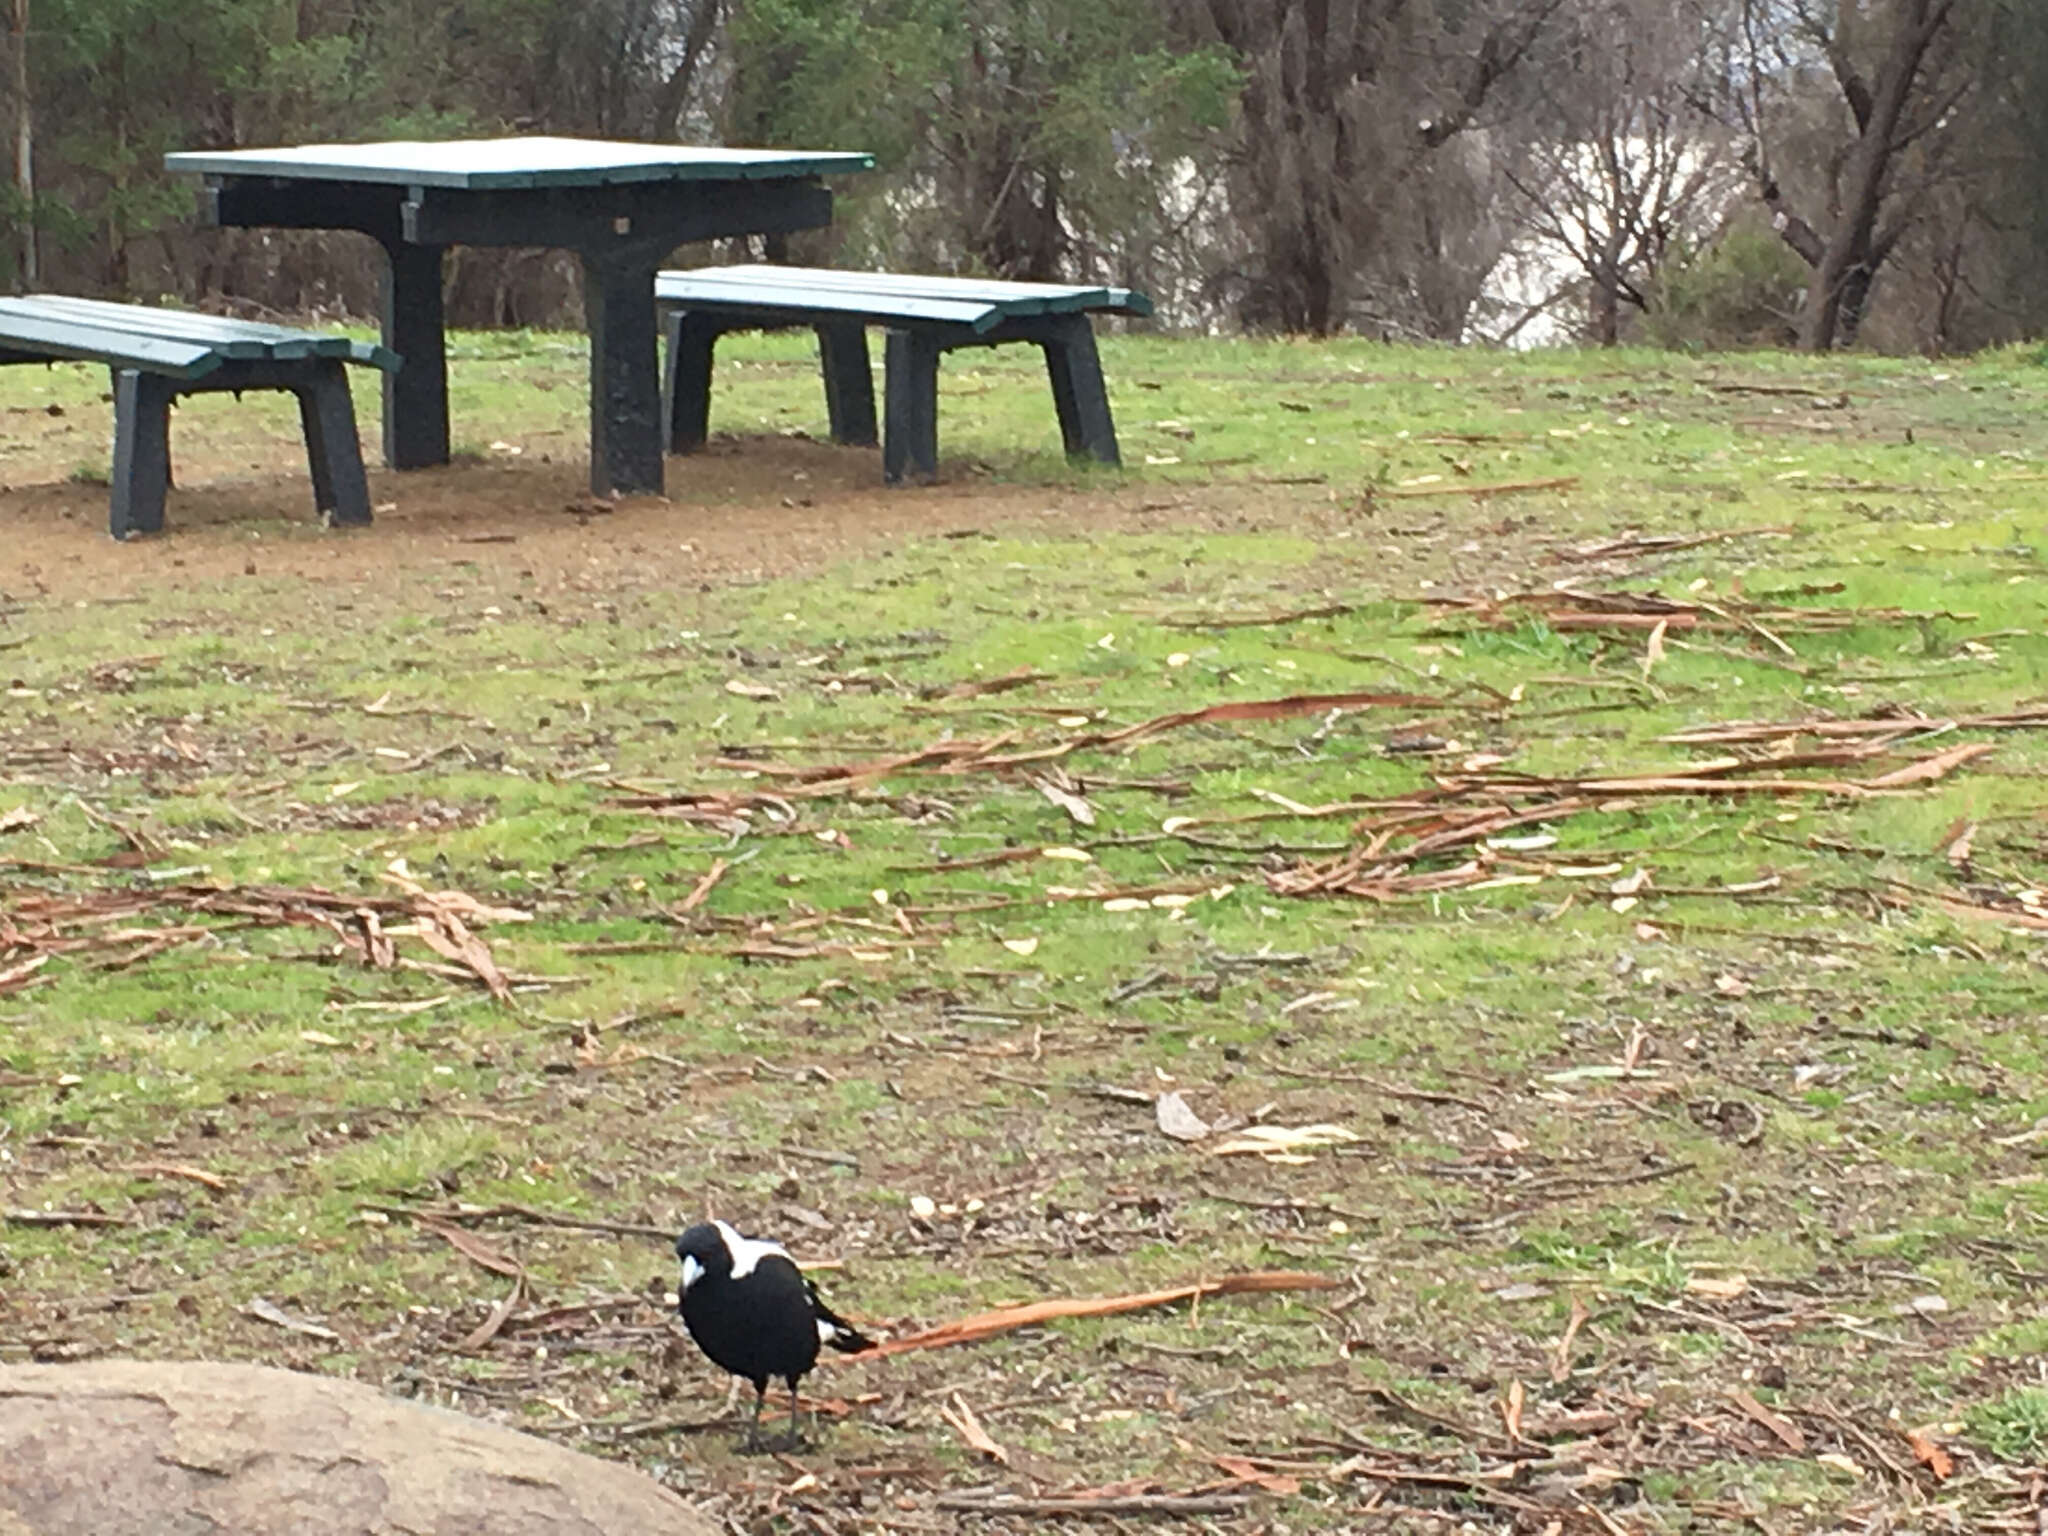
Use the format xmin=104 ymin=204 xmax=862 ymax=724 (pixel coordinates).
xmin=162 ymin=136 xmax=873 ymax=498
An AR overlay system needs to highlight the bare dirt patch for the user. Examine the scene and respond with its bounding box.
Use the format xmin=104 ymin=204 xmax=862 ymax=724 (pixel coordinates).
xmin=4 ymin=435 xmax=1363 ymax=608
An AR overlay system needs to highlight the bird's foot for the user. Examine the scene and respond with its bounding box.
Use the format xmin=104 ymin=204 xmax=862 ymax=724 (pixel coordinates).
xmin=736 ymin=1427 xmax=808 ymax=1455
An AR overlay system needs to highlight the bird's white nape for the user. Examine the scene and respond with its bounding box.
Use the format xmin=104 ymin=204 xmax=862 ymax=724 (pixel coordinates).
xmin=713 ymin=1218 xmax=790 ymax=1281
xmin=679 ymin=1254 xmax=705 ymax=1292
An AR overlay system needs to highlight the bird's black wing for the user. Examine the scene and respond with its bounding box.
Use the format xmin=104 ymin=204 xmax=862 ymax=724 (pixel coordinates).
xmin=805 ymin=1277 xmax=874 ymax=1353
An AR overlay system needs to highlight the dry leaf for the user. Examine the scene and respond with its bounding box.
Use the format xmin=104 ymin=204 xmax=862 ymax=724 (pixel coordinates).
xmin=939 ymin=1393 xmax=1009 ymax=1464
xmin=1210 ymin=1455 xmax=1300 ymax=1495
xmin=459 ymin=1276 xmax=527 ymax=1352
xmin=298 ymin=1029 xmax=345 ymax=1048
xmin=1610 ymin=867 xmax=1652 ymax=896
xmin=0 ymin=806 xmax=38 ymax=834
xmin=1209 ymin=1123 xmax=1361 ymax=1161
xmin=1899 ymin=1424 xmax=1953 ymax=1481
xmin=1940 ymin=819 xmax=1977 ymax=867
xmin=1155 ymin=1091 xmax=1211 ymax=1143
xmin=244 ymin=1297 xmax=339 ymax=1341
xmin=1030 ymin=773 xmax=1097 ymax=827
xmin=416 ymin=1216 xmax=525 ymax=1280
xmin=1685 ymin=1273 xmax=1750 ymax=1300
xmin=1724 ymin=1387 xmax=1806 ymax=1452
xmin=1001 ymin=936 xmax=1040 ymax=957
xmin=1551 ymin=1292 xmax=1590 ymax=1384
xmin=723 ymin=678 xmax=781 ymax=700
xmin=1641 ymin=617 xmax=1669 ymax=680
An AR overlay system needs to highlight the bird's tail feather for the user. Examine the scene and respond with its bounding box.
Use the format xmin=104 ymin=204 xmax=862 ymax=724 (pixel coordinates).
xmin=809 ymin=1286 xmax=874 ymax=1353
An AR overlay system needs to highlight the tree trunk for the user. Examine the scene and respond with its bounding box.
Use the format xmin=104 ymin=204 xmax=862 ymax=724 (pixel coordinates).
xmin=10 ymin=0 xmax=32 ymax=288
xmin=1786 ymin=0 xmax=1952 ymax=350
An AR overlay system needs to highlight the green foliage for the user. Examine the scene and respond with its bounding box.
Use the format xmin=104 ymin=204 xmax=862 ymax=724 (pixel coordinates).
xmin=1967 ymin=1389 xmax=2048 ymax=1463
xmin=726 ymin=0 xmax=1239 ymax=280
xmin=1640 ymin=213 xmax=1808 ymax=351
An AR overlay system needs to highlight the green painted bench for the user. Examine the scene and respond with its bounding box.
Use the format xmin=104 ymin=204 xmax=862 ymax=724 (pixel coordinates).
xmin=0 ymin=296 xmax=400 ymax=539
xmin=654 ymin=266 xmax=1152 ymax=483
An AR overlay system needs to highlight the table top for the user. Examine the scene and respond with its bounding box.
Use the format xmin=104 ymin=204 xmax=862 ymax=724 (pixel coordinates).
xmin=164 ymin=135 xmax=874 ymax=190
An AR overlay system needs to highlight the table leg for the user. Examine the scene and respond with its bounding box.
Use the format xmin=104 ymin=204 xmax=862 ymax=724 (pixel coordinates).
xmin=379 ymin=239 xmax=450 ymax=470
xmin=582 ymin=250 xmax=665 ymax=497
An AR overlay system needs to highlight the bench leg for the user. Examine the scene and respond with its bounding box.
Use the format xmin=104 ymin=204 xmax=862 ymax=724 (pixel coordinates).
xmin=296 ymin=360 xmax=374 ymax=528
xmin=1041 ymin=313 xmax=1120 ymax=466
xmin=108 ymin=369 xmax=174 ymax=540
xmin=380 ymin=239 xmax=450 ymax=470
xmin=109 ymin=366 xmax=173 ymax=491
xmin=582 ymin=249 xmax=665 ymax=497
xmin=662 ymin=309 xmax=721 ymax=454
xmin=816 ymin=321 xmax=877 ymax=447
xmin=882 ymin=328 xmax=941 ymax=485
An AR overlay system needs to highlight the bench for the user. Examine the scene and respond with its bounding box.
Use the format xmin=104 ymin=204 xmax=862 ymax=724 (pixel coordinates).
xmin=0 ymin=296 xmax=400 ymax=539
xmin=654 ymin=266 xmax=1152 ymax=483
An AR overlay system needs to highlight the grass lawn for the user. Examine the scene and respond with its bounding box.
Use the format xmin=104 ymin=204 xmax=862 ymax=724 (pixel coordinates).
xmin=4 ymin=327 xmax=2048 ymax=1531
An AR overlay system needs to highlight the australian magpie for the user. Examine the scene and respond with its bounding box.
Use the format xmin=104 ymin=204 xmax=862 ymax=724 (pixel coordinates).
xmin=673 ymin=1219 xmax=873 ymax=1449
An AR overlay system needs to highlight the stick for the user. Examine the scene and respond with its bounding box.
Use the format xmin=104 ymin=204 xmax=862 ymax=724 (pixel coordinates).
xmin=358 ymin=1200 xmax=672 ymax=1241
xmin=840 ymin=1271 xmax=1338 ymax=1361
xmin=119 ymin=1161 xmax=231 ymax=1191
xmin=1264 ymin=1059 xmax=1492 ymax=1113
xmin=674 ymin=858 xmax=729 ymax=913
xmin=933 ymin=1494 xmax=1249 ymax=1518
xmin=1379 ymin=475 xmax=1577 ymax=499
xmin=5 ymin=1208 xmax=130 ymax=1228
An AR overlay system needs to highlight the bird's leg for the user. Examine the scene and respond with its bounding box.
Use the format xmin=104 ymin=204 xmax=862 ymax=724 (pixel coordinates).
xmin=788 ymin=1379 xmax=804 ymax=1450
xmin=743 ymin=1382 xmax=766 ymax=1452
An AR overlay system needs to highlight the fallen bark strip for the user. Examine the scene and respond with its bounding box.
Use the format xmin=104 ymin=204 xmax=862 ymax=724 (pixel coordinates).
xmin=119 ymin=1162 xmax=231 ymax=1192
xmin=4 ymin=1208 xmax=129 ymax=1228
xmin=1379 ymin=475 xmax=1578 ymax=499
xmin=1662 ymin=706 xmax=2048 ymax=745
xmin=842 ymin=1271 xmax=1337 ymax=1361
xmin=359 ymin=1200 xmax=674 ymax=1241
xmin=934 ymin=1494 xmax=1250 ymax=1518
xmin=1424 ymin=586 xmax=1975 ymax=639
xmin=1159 ymin=602 xmax=1359 ymax=630
xmin=1881 ymin=881 xmax=2048 ymax=933
xmin=681 ymin=692 xmax=1441 ymax=801
xmin=1559 ymin=525 xmax=1796 ymax=561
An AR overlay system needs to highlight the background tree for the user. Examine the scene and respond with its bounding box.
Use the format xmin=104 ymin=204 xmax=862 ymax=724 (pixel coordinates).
xmin=724 ymin=0 xmax=1237 ymax=307
xmin=1169 ymin=0 xmax=1564 ymax=334
xmin=1505 ymin=0 xmax=1742 ymax=343
xmin=1739 ymin=0 xmax=1985 ymax=350
xmin=2 ymin=0 xmax=2044 ymax=349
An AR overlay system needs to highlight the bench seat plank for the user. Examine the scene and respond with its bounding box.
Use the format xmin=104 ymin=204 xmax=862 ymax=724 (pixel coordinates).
xmin=5 ymin=296 xmax=401 ymax=370
xmin=677 ymin=264 xmax=1151 ymax=315
xmin=655 ymin=278 xmax=1000 ymax=332
xmin=0 ymin=299 xmax=399 ymax=374
xmin=0 ymin=295 xmax=397 ymax=538
xmin=0 ymin=305 xmax=223 ymax=378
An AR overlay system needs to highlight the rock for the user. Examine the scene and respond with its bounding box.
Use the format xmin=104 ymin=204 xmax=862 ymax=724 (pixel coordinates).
xmin=0 ymin=1359 xmax=712 ymax=1536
